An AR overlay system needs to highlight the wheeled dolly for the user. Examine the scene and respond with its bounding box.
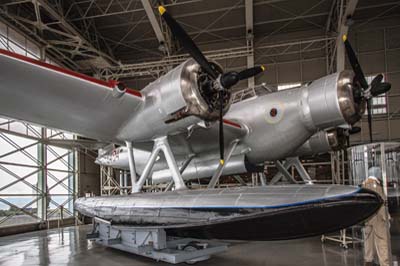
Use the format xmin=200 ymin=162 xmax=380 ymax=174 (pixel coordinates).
xmin=87 ymin=217 xmax=228 ymax=264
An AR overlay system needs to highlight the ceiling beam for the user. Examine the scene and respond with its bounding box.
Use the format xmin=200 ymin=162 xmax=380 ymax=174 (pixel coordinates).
xmin=245 ymin=0 xmax=255 ymax=88
xmin=67 ymin=0 xmax=286 ymax=23
xmin=336 ymin=0 xmax=359 ymax=71
xmin=0 ymin=0 xmax=120 ymax=70
xmin=97 ymin=36 xmax=334 ymax=80
xmin=122 ymin=12 xmax=329 ymax=45
xmin=140 ymin=0 xmax=170 ymax=55
xmin=35 ymin=0 xmax=118 ymax=65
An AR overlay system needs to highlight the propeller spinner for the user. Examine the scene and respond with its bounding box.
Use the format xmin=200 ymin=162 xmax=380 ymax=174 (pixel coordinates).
xmin=159 ymin=5 xmax=265 ymax=164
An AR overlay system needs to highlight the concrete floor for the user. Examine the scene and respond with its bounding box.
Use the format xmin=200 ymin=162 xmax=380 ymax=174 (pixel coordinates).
xmin=0 ymin=225 xmax=398 ymax=266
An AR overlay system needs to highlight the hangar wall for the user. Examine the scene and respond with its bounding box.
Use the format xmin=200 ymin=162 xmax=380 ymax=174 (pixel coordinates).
xmin=0 ymin=21 xmax=101 ymax=234
xmin=78 ymin=150 xmax=100 ymax=197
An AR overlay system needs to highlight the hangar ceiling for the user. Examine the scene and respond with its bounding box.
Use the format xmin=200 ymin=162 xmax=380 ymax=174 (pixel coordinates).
xmin=0 ymin=0 xmax=399 ymax=88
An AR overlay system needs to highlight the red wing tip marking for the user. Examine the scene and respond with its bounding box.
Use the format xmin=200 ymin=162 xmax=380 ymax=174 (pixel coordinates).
xmin=223 ymin=119 xmax=242 ymax=128
xmin=0 ymin=48 xmax=142 ymax=98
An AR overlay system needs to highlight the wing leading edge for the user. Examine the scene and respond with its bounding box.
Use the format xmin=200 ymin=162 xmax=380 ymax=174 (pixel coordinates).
xmin=0 ymin=49 xmax=143 ymax=142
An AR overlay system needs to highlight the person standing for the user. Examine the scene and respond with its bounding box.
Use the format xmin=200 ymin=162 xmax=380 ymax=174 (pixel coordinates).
xmin=362 ymin=167 xmax=391 ymax=266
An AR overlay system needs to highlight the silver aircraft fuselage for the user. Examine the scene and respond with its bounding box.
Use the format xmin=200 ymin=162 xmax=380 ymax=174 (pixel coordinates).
xmin=95 ymin=68 xmax=358 ymax=183
xmin=115 ymin=66 xmax=359 ymax=163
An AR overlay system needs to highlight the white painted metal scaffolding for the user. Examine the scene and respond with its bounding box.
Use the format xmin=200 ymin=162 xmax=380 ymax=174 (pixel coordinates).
xmin=0 ymin=119 xmax=80 ymax=228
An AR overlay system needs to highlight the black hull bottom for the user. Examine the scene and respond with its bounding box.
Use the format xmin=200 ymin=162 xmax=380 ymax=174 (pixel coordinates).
xmin=166 ymin=193 xmax=381 ymax=241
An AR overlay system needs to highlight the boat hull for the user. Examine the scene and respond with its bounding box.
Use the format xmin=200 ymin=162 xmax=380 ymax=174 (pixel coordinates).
xmin=166 ymin=193 xmax=380 ymax=240
xmin=75 ymin=185 xmax=382 ymax=241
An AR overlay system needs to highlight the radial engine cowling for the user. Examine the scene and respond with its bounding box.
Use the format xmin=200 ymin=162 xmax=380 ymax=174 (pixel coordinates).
xmin=118 ymin=59 xmax=230 ymax=141
xmin=156 ymin=58 xmax=228 ymax=122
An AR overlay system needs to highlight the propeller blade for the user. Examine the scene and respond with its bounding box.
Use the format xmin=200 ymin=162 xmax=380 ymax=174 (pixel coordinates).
xmin=220 ymin=66 xmax=266 ymax=88
xmin=370 ymin=74 xmax=383 ymax=89
xmin=158 ymin=6 xmax=218 ymax=79
xmin=367 ymin=98 xmax=373 ymax=143
xmin=371 ymin=82 xmax=391 ymax=97
xmin=349 ymin=126 xmax=361 ymax=135
xmin=238 ymin=65 xmax=265 ymax=80
xmin=219 ymin=91 xmax=224 ymax=165
xmin=342 ymin=35 xmax=368 ymax=90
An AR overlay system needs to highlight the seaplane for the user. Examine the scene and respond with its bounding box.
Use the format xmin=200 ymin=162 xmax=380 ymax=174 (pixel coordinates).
xmin=0 ymin=5 xmax=390 ymax=250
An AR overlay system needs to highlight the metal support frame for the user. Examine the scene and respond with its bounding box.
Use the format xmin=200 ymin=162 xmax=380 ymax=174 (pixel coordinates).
xmin=100 ymin=165 xmax=120 ymax=195
xmin=37 ymin=128 xmax=47 ymax=220
xmin=251 ymin=172 xmax=267 ymax=186
xmin=330 ymin=150 xmax=346 ymax=184
xmin=233 ymin=175 xmax=247 ymax=186
xmin=272 ymin=160 xmax=297 ymax=184
xmin=123 ymin=171 xmax=128 ymax=195
xmin=164 ymin=154 xmax=195 ymax=192
xmin=336 ymin=0 xmax=359 ymax=72
xmin=326 ymin=0 xmax=359 ymax=73
xmin=133 ymin=136 xmax=187 ymax=193
xmin=119 ymin=170 xmax=124 ymax=195
xmin=245 ymin=0 xmax=255 ymax=88
xmin=321 ymin=226 xmax=363 ymax=249
xmin=125 ymin=141 xmax=137 ymax=188
xmin=0 ymin=118 xmax=81 ymax=227
xmin=207 ymin=140 xmax=240 ymax=188
xmin=88 ymin=217 xmax=228 ymax=264
xmin=259 ymin=172 xmax=267 ymax=186
xmin=270 ymin=157 xmax=313 ymax=185
xmin=140 ymin=0 xmax=170 ymax=55
xmin=0 ymin=0 xmax=117 ymax=71
xmin=67 ymin=148 xmax=76 ymax=214
xmin=97 ymin=36 xmax=334 ymax=80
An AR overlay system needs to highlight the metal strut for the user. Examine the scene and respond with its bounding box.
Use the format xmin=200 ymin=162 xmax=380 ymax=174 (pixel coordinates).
xmin=132 ymin=136 xmax=187 ymax=193
xmin=207 ymin=139 xmax=240 ymax=188
xmin=125 ymin=141 xmax=137 ymax=189
xmin=164 ymin=154 xmax=195 ymax=192
xmin=270 ymin=157 xmax=313 ymax=185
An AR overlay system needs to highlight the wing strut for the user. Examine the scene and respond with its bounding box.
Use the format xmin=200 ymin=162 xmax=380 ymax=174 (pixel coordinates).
xmin=125 ymin=141 xmax=137 ymax=188
xmin=132 ymin=136 xmax=187 ymax=193
xmin=207 ymin=139 xmax=240 ymax=188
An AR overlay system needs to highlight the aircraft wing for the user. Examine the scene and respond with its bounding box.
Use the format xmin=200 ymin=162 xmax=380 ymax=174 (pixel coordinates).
xmin=42 ymin=138 xmax=110 ymax=150
xmin=0 ymin=49 xmax=143 ymax=142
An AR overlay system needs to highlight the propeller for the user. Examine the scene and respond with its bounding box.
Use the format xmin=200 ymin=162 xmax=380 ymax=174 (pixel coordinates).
xmin=342 ymin=35 xmax=391 ymax=143
xmin=159 ymin=5 xmax=265 ymax=165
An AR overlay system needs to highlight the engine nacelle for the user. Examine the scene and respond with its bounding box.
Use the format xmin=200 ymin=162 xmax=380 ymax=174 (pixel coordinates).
xmin=118 ymin=59 xmax=229 ymax=141
xmin=305 ymin=70 xmax=365 ymax=128
xmin=151 ymin=154 xmax=262 ymax=184
xmin=293 ymin=128 xmax=345 ymax=157
xmin=225 ymin=70 xmax=365 ymax=163
xmin=159 ymin=59 xmax=229 ymax=122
